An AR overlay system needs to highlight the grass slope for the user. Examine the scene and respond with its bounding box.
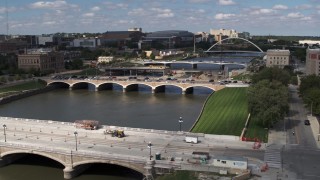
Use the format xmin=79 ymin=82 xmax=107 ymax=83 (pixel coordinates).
xmin=191 ymin=87 xmax=248 ymax=136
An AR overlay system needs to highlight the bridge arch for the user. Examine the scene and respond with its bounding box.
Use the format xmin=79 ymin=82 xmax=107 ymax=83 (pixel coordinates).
xmin=47 ymin=81 xmax=71 ymax=88
xmin=97 ymin=82 xmax=124 ymax=91
xmin=154 ymin=84 xmax=183 ymax=94
xmin=70 ymin=82 xmax=97 ymax=90
xmin=124 ymin=83 xmax=153 ymax=92
xmin=1 ymin=150 xmax=67 ymax=167
xmin=206 ymin=37 xmax=264 ymax=52
xmin=184 ymin=85 xmax=216 ymax=94
xmin=73 ymin=159 xmax=145 ymax=176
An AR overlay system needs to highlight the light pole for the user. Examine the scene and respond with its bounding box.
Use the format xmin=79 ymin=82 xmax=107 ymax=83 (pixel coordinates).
xmin=179 ymin=117 xmax=183 ymax=131
xmin=148 ymin=142 xmax=152 ymax=160
xmin=310 ymin=101 xmax=313 ymax=116
xmin=74 ymin=131 xmax=78 ymax=151
xmin=3 ymin=124 xmax=7 ymax=142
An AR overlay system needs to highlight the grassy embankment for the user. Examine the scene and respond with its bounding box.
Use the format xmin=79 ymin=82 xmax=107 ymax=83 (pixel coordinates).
xmin=191 ymin=87 xmax=268 ymax=142
xmin=0 ymin=80 xmax=46 ymax=98
xmin=191 ymin=87 xmax=248 ymax=135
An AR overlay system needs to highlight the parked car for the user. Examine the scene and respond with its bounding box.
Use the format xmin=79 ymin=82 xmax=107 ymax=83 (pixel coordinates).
xmin=304 ymin=120 xmax=310 ymax=125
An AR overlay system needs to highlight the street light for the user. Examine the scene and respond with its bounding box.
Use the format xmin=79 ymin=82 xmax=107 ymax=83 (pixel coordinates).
xmin=74 ymin=131 xmax=78 ymax=151
xmin=3 ymin=124 xmax=7 ymax=142
xmin=310 ymin=101 xmax=313 ymax=116
xmin=179 ymin=117 xmax=183 ymax=131
xmin=148 ymin=142 xmax=152 ymax=160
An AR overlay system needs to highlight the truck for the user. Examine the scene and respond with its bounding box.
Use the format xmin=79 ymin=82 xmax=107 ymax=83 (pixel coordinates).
xmin=185 ymin=136 xmax=198 ymax=143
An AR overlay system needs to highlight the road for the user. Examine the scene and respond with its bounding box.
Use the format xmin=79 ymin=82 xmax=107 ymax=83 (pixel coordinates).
xmin=282 ymin=85 xmax=320 ymax=179
xmin=0 ymin=117 xmax=264 ymax=169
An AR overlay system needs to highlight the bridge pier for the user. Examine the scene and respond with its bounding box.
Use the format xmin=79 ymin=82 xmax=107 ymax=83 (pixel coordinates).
xmin=63 ymin=164 xmax=92 ymax=179
xmin=185 ymin=87 xmax=194 ymax=94
xmin=144 ymin=159 xmax=155 ymax=180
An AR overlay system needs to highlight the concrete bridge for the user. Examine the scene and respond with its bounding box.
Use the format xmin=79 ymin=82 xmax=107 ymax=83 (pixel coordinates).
xmin=0 ymin=117 xmax=258 ymax=179
xmin=43 ymin=78 xmax=231 ymax=94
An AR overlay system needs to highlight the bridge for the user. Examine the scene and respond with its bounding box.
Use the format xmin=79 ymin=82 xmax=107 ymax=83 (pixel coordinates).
xmin=140 ymin=60 xmax=248 ymax=69
xmin=43 ymin=78 xmax=243 ymax=94
xmin=0 ymin=117 xmax=261 ymax=179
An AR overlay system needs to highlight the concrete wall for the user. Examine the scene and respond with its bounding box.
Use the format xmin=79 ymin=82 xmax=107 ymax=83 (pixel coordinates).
xmin=0 ymin=86 xmax=56 ymax=105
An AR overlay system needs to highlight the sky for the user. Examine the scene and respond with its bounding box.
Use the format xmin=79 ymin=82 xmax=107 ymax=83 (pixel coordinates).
xmin=0 ymin=0 xmax=320 ymax=36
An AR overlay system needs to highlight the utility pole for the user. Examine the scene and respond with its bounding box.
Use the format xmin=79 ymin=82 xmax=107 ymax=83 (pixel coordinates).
xmin=5 ymin=0 xmax=9 ymax=39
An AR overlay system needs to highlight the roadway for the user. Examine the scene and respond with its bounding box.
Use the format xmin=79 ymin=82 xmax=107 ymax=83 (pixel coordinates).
xmin=282 ymin=85 xmax=320 ymax=179
xmin=0 ymin=117 xmax=264 ymax=170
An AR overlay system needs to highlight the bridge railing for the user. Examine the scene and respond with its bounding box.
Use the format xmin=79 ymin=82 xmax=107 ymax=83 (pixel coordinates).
xmin=0 ymin=116 xmax=75 ymax=126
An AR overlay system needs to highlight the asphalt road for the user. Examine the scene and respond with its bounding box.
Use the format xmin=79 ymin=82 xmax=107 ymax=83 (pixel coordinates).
xmin=283 ymin=85 xmax=320 ymax=179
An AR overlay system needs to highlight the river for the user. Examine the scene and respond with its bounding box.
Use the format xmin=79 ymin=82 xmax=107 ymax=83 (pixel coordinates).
xmin=0 ymin=88 xmax=209 ymax=179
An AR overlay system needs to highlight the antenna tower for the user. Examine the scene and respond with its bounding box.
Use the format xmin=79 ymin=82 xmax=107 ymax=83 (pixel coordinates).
xmin=5 ymin=0 xmax=9 ymax=38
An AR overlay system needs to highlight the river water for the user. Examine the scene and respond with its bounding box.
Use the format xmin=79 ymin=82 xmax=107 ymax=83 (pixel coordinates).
xmin=0 ymin=88 xmax=209 ymax=180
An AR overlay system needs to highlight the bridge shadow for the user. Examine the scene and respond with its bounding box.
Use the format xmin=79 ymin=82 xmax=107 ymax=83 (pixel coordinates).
xmin=5 ymin=154 xmax=64 ymax=169
xmin=77 ymin=164 xmax=143 ymax=179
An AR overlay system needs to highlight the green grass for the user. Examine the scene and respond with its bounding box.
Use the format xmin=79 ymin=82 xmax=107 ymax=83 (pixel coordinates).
xmin=191 ymin=87 xmax=248 ymax=136
xmin=245 ymin=118 xmax=268 ymax=142
xmin=0 ymin=81 xmax=46 ymax=97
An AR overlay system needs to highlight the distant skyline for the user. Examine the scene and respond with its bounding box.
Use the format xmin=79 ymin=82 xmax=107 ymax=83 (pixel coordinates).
xmin=0 ymin=0 xmax=320 ymax=36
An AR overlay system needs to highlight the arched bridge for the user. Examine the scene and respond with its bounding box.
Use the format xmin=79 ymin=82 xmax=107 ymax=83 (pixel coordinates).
xmin=0 ymin=116 xmax=254 ymax=179
xmin=205 ymin=37 xmax=265 ymax=53
xmin=43 ymin=78 xmax=228 ymax=94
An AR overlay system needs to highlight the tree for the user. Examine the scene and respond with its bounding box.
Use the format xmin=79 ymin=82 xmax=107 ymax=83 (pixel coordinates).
xmin=299 ymin=75 xmax=320 ymax=115
xmin=248 ymin=80 xmax=289 ymax=128
xmin=150 ymin=53 xmax=155 ymax=60
xmin=251 ymin=67 xmax=291 ymax=86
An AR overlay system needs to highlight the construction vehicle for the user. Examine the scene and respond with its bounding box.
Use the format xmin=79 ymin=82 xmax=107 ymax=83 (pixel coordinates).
xmin=75 ymin=120 xmax=99 ymax=130
xmin=111 ymin=130 xmax=125 ymax=138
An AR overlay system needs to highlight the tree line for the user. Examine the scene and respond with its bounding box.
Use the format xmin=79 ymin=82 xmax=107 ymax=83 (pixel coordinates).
xmin=299 ymin=75 xmax=320 ymax=115
xmin=248 ymin=67 xmax=290 ymax=128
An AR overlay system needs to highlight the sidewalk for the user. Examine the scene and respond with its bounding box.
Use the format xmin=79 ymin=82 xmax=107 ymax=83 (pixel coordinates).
xmin=307 ymin=115 xmax=320 ymax=149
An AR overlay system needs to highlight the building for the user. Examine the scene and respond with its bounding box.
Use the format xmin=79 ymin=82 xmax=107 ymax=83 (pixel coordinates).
xmin=18 ymin=48 xmax=64 ymax=73
xmin=99 ymin=31 xmax=144 ymax=48
xmin=266 ymin=49 xmax=290 ymax=68
xmin=306 ymin=48 xmax=320 ymax=76
xmin=299 ymin=40 xmax=320 ymax=46
xmin=37 ymin=35 xmax=54 ymax=46
xmin=128 ymin=27 xmax=142 ymax=32
xmin=142 ymin=30 xmax=194 ymax=49
xmin=73 ymin=38 xmax=99 ymax=48
xmin=210 ymin=29 xmax=238 ymax=41
xmin=213 ymin=156 xmax=248 ymax=170
xmin=97 ymin=56 xmax=114 ymax=64
xmin=238 ymin=32 xmax=250 ymax=39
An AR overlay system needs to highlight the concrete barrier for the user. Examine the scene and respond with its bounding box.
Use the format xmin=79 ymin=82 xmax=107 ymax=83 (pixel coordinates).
xmin=204 ymin=134 xmax=240 ymax=141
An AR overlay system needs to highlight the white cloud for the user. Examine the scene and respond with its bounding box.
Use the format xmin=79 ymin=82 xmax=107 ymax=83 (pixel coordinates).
xmin=295 ymin=4 xmax=312 ymax=10
xmin=218 ymin=0 xmax=236 ymax=6
xmin=43 ymin=21 xmax=56 ymax=25
xmin=214 ymin=13 xmax=235 ymax=20
xmin=251 ymin=9 xmax=275 ymax=15
xmin=128 ymin=8 xmax=147 ymax=16
xmin=273 ymin=4 xmax=288 ymax=10
xmin=82 ymin=13 xmax=95 ymax=17
xmin=189 ymin=0 xmax=210 ymax=3
xmin=91 ymin=6 xmax=101 ymax=12
xmin=103 ymin=2 xmax=128 ymax=10
xmin=287 ymin=12 xmax=304 ymax=18
xmin=151 ymin=8 xmax=174 ymax=18
xmin=30 ymin=1 xmax=67 ymax=9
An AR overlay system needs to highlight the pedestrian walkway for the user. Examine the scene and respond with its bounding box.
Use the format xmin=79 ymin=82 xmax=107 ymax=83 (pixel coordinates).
xmin=264 ymin=144 xmax=282 ymax=169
